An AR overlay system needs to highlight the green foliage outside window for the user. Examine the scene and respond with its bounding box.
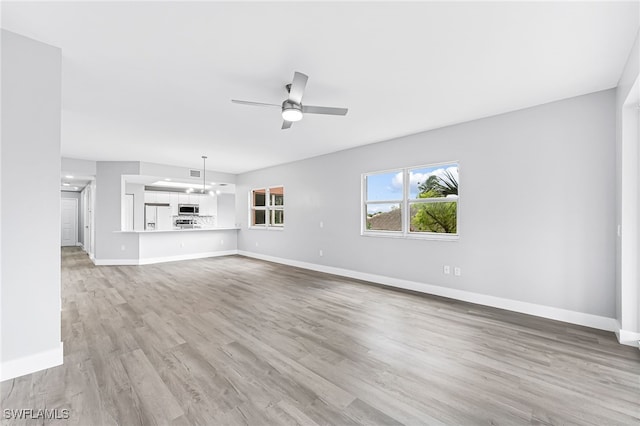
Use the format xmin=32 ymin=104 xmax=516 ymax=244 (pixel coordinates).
xmin=411 ymin=169 xmax=458 ymax=234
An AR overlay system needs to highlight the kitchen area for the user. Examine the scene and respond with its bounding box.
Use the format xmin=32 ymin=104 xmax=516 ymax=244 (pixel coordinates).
xmin=122 ymin=174 xmax=237 ymax=232
xmin=142 ymin=194 xmax=217 ymax=231
xmin=115 ymin=173 xmax=239 ymax=264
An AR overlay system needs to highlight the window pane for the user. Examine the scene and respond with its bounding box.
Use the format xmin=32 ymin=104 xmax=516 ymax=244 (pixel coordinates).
xmin=270 ymin=209 xmax=284 ymax=226
xmin=366 ymin=203 xmax=401 ymax=231
xmin=366 ymin=171 xmax=403 ymax=201
xmin=409 ymin=164 xmax=458 ymax=199
xmin=253 ymin=189 xmax=266 ymax=207
xmin=269 ymin=187 xmax=284 ymax=206
xmin=409 ymin=202 xmax=457 ymax=234
xmin=252 ymin=209 xmax=266 ymax=226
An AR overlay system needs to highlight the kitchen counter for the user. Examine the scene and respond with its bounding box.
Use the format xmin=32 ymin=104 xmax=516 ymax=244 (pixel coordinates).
xmin=101 ymin=227 xmax=240 ymax=265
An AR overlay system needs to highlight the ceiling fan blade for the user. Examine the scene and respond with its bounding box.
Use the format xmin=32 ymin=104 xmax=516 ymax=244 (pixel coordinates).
xmin=281 ymin=120 xmax=293 ymax=130
xmin=288 ymin=72 xmax=308 ymax=104
xmin=302 ymin=105 xmax=348 ymax=116
xmin=231 ymin=99 xmax=280 ymax=108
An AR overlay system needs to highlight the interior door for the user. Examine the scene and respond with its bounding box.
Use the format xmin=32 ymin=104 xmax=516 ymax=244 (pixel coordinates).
xmin=83 ymin=187 xmax=91 ymax=252
xmin=61 ymin=198 xmax=78 ymax=246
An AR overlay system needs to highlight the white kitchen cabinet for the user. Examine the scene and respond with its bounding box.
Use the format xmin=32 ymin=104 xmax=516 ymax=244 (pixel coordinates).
xmin=157 ymin=192 xmax=170 ymax=204
xmin=200 ymin=195 xmax=217 ymax=216
xmin=178 ymin=193 xmax=189 ymax=205
xmin=170 ymin=193 xmax=179 ymax=216
xmin=144 ymin=191 xmax=157 ymax=204
xmin=189 ymin=194 xmax=201 ymax=205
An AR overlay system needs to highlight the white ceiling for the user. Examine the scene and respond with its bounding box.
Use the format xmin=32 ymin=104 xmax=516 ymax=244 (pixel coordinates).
xmin=60 ymin=172 xmax=92 ymax=192
xmin=2 ymin=1 xmax=639 ymax=174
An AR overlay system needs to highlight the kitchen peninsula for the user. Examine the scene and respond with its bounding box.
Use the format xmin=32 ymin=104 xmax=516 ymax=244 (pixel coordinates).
xmin=116 ymin=226 xmax=239 ymax=265
xmin=101 ymin=172 xmax=240 ymax=265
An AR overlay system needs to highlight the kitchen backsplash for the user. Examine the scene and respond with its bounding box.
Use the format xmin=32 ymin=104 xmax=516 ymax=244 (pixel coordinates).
xmin=173 ymin=215 xmax=216 ymax=226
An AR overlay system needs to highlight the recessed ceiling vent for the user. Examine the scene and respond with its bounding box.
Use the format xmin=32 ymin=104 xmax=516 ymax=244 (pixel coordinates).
xmin=189 ymin=169 xmax=201 ymax=178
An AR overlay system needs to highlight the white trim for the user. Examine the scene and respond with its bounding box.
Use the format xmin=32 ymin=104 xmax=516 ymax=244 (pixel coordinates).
xmin=615 ymin=322 xmax=640 ymax=347
xmin=138 ymin=250 xmax=238 ymax=265
xmin=0 ymin=343 xmax=63 ymax=382
xmin=93 ymin=258 xmax=140 ymax=266
xmin=93 ymin=250 xmax=238 ymax=266
xmin=238 ymin=250 xmax=618 ymax=332
xmin=362 ymin=231 xmax=459 ymax=241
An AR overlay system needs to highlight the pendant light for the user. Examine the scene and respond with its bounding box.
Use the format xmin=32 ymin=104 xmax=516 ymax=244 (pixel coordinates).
xmin=201 ymin=155 xmax=207 ymax=194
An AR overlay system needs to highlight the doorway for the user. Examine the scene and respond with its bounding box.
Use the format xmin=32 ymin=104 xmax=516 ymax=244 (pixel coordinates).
xmin=61 ymin=198 xmax=78 ymax=246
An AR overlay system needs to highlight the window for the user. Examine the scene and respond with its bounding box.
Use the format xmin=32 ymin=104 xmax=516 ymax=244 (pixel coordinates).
xmin=363 ymin=162 xmax=459 ymax=239
xmin=250 ymin=186 xmax=284 ymax=228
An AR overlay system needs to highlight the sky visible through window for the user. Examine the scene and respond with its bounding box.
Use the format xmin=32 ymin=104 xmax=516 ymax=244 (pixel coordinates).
xmin=366 ymin=163 xmax=458 ymax=215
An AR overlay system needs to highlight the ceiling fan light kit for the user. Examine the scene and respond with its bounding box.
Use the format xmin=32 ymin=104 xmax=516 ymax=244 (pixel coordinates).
xmin=281 ymin=101 xmax=303 ymax=122
xmin=232 ymin=71 xmax=348 ymax=130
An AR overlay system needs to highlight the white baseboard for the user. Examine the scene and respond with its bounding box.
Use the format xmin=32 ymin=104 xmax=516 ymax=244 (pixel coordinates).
xmin=94 ymin=250 xmax=238 ymax=266
xmin=138 ymin=250 xmax=239 ymax=265
xmin=615 ymin=323 xmax=640 ymax=347
xmin=93 ymin=258 xmax=139 ymax=266
xmin=0 ymin=343 xmax=63 ymax=382
xmin=238 ymin=251 xmax=618 ymax=332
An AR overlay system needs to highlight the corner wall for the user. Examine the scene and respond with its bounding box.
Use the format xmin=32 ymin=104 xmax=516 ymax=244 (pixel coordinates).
xmin=236 ymin=89 xmax=617 ymax=330
xmin=616 ymin=28 xmax=640 ymax=345
xmin=1 ymin=31 xmax=63 ymax=380
xmin=94 ymin=161 xmax=141 ymax=261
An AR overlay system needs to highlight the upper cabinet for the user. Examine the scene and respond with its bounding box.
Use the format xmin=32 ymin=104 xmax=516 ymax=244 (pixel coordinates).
xmin=199 ymin=195 xmax=217 ymax=216
xmin=144 ymin=191 xmax=157 ymax=204
xmin=157 ymin=192 xmax=170 ymax=204
xmin=178 ymin=193 xmax=190 ymax=205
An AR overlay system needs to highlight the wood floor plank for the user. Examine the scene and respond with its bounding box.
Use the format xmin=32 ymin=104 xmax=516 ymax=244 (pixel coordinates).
xmin=1 ymin=247 xmax=638 ymax=425
xmin=120 ymin=349 xmax=185 ymax=424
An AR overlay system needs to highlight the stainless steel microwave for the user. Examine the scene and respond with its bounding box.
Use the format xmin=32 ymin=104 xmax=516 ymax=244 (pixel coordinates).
xmin=178 ymin=204 xmax=199 ymax=215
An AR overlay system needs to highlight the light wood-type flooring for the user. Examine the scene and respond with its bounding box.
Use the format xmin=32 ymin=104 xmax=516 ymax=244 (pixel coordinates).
xmin=2 ymin=247 xmax=639 ymax=425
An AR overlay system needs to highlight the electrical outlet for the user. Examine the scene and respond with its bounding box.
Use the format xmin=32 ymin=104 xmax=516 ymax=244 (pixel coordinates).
xmin=319 ymin=249 xmax=323 ymax=257
xmin=220 ymin=239 xmax=224 ymax=245
xmin=320 ymin=221 xmax=324 ymax=229
xmin=255 ymin=242 xmax=259 ymax=247
xmin=121 ymin=245 xmax=126 ymax=251
xmin=454 ymin=267 xmax=461 ymax=276
xmin=443 ymin=265 xmax=451 ymax=275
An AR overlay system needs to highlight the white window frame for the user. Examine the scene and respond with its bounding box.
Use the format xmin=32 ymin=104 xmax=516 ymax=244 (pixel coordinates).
xmin=362 ymin=161 xmax=459 ymax=241
xmin=249 ymin=186 xmax=285 ymax=230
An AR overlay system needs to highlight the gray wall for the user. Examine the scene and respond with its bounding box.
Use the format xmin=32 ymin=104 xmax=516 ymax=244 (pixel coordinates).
xmin=95 ymin=161 xmax=140 ymax=261
xmin=125 ymin=183 xmax=145 ymax=231
xmin=236 ymin=89 xmax=616 ymax=318
xmin=1 ymin=30 xmax=62 ymax=375
xmin=61 ymin=191 xmax=83 ymax=244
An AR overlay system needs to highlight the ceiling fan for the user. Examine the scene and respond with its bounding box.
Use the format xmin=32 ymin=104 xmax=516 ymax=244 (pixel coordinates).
xmin=231 ymin=72 xmax=348 ymax=129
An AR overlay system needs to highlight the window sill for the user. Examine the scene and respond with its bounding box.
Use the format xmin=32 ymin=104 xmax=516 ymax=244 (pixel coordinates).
xmin=248 ymin=226 xmax=284 ymax=231
xmin=361 ymin=231 xmax=459 ymax=241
